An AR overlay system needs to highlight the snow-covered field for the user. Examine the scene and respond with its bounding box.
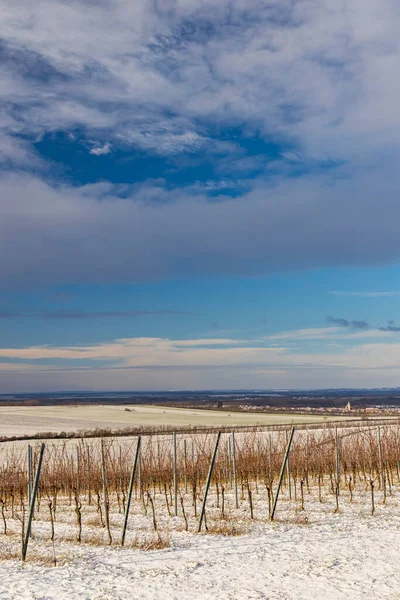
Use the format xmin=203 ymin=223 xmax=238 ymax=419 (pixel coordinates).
xmin=0 ymin=404 xmax=353 ymax=437
xmin=1 ymin=482 xmax=400 ymax=600
xmin=1 ymin=516 xmax=400 ymax=599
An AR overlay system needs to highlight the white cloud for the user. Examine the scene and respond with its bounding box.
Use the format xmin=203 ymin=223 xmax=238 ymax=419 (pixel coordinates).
xmin=2 ymin=332 xmax=400 ymax=391
xmin=89 ymin=143 xmax=111 ymax=156
xmin=0 ymin=0 xmax=399 ymax=161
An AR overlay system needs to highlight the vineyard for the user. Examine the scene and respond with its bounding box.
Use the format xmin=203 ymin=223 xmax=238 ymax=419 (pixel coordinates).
xmin=1 ymin=420 xmax=400 ymax=566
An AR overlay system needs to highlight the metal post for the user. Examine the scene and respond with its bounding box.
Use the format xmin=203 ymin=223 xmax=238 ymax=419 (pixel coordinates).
xmin=270 ymin=428 xmax=295 ymax=521
xmin=173 ymin=432 xmax=178 ymax=517
xmin=232 ymin=432 xmax=239 ymax=509
xmin=119 ymin=446 xmax=123 ymax=495
xmin=87 ymin=445 xmax=91 ymax=505
xmin=335 ymin=427 xmax=340 ymax=495
xmin=286 ymin=430 xmax=292 ymax=500
xmin=76 ymin=445 xmax=80 ymax=493
xmin=305 ymin=433 xmax=309 ymax=488
xmin=27 ymin=445 xmax=32 ymax=506
xmin=184 ymin=439 xmax=188 ymax=493
xmin=268 ymin=434 xmax=272 ymax=482
xmin=138 ymin=447 xmax=142 ymax=499
xmin=121 ymin=437 xmax=141 ymax=546
xmin=378 ymin=426 xmax=385 ymax=491
xmin=198 ymin=432 xmax=221 ymax=532
xmin=101 ymin=439 xmax=112 ymax=545
xmin=22 ymin=444 xmax=45 ymax=561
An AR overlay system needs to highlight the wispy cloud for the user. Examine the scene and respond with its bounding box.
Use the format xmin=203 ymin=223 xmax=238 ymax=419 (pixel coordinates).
xmin=265 ymin=327 xmax=341 ymax=341
xmin=0 ymin=310 xmax=188 ymax=320
xmin=3 ymin=334 xmax=400 ymax=393
xmin=264 ymin=327 xmax=390 ymax=341
xmin=330 ymin=291 xmax=400 ymax=298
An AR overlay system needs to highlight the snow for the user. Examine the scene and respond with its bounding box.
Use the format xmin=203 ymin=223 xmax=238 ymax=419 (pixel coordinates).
xmin=1 ymin=512 xmax=400 ymax=599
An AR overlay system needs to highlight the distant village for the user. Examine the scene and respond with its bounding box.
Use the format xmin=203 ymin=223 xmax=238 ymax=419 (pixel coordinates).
xmin=237 ymin=401 xmax=400 ymax=416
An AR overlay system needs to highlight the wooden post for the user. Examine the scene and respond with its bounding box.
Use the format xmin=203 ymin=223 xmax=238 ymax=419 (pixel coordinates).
xmin=173 ymin=432 xmax=178 ymax=517
xmin=121 ymin=436 xmax=141 ymax=546
xmin=232 ymin=432 xmax=239 ymax=509
xmin=22 ymin=444 xmax=45 ymax=561
xmin=197 ymin=432 xmax=221 ymax=532
xmin=270 ymin=427 xmax=295 ymax=521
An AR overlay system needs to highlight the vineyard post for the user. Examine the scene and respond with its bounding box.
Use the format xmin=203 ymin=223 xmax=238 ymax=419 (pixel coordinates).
xmin=270 ymin=427 xmax=295 ymax=521
xmin=232 ymin=432 xmax=239 ymax=509
xmin=101 ymin=439 xmax=112 ymax=545
xmin=305 ymin=433 xmax=309 ymax=489
xmin=119 ymin=446 xmax=123 ymax=497
xmin=138 ymin=449 xmax=142 ymax=499
xmin=268 ymin=434 xmax=272 ymax=482
xmin=228 ymin=437 xmax=233 ymax=488
xmin=27 ymin=445 xmax=32 ymax=506
xmin=285 ymin=430 xmax=292 ymax=500
xmin=121 ymin=436 xmax=141 ymax=546
xmin=335 ymin=427 xmax=340 ymax=495
xmin=184 ymin=439 xmax=188 ymax=493
xmin=198 ymin=431 xmax=221 ymax=532
xmin=22 ymin=443 xmax=45 ymax=562
xmin=76 ymin=445 xmax=80 ymax=494
xmin=173 ymin=432 xmax=178 ymax=517
xmin=378 ymin=426 xmax=386 ymax=494
xmin=86 ymin=445 xmax=91 ymax=506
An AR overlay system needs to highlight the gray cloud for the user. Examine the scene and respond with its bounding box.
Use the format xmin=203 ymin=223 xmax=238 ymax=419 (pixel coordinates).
xmin=0 ymin=2 xmax=399 ymax=288
xmin=2 ymin=166 xmax=400 ymax=288
xmin=327 ymin=316 xmax=369 ymax=329
xmin=379 ymin=322 xmax=400 ymax=332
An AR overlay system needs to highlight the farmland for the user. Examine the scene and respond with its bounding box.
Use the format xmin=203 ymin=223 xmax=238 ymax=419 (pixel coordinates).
xmin=0 ymin=404 xmax=356 ymax=438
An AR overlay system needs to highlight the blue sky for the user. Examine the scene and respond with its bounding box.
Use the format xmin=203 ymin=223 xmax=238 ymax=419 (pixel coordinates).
xmin=1 ymin=0 xmax=400 ymax=392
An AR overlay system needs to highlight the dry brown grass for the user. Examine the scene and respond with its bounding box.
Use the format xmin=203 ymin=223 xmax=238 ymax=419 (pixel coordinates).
xmin=205 ymin=520 xmax=244 ymax=536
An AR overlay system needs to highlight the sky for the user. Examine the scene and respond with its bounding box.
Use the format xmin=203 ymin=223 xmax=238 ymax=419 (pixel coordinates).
xmin=1 ymin=0 xmax=400 ymax=392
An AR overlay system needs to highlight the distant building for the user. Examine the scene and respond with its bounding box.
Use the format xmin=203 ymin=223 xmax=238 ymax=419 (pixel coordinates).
xmin=345 ymin=401 xmax=351 ymax=411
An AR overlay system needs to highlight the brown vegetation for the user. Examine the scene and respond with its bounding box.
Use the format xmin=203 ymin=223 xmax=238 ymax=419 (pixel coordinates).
xmin=0 ymin=421 xmax=399 ymax=563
